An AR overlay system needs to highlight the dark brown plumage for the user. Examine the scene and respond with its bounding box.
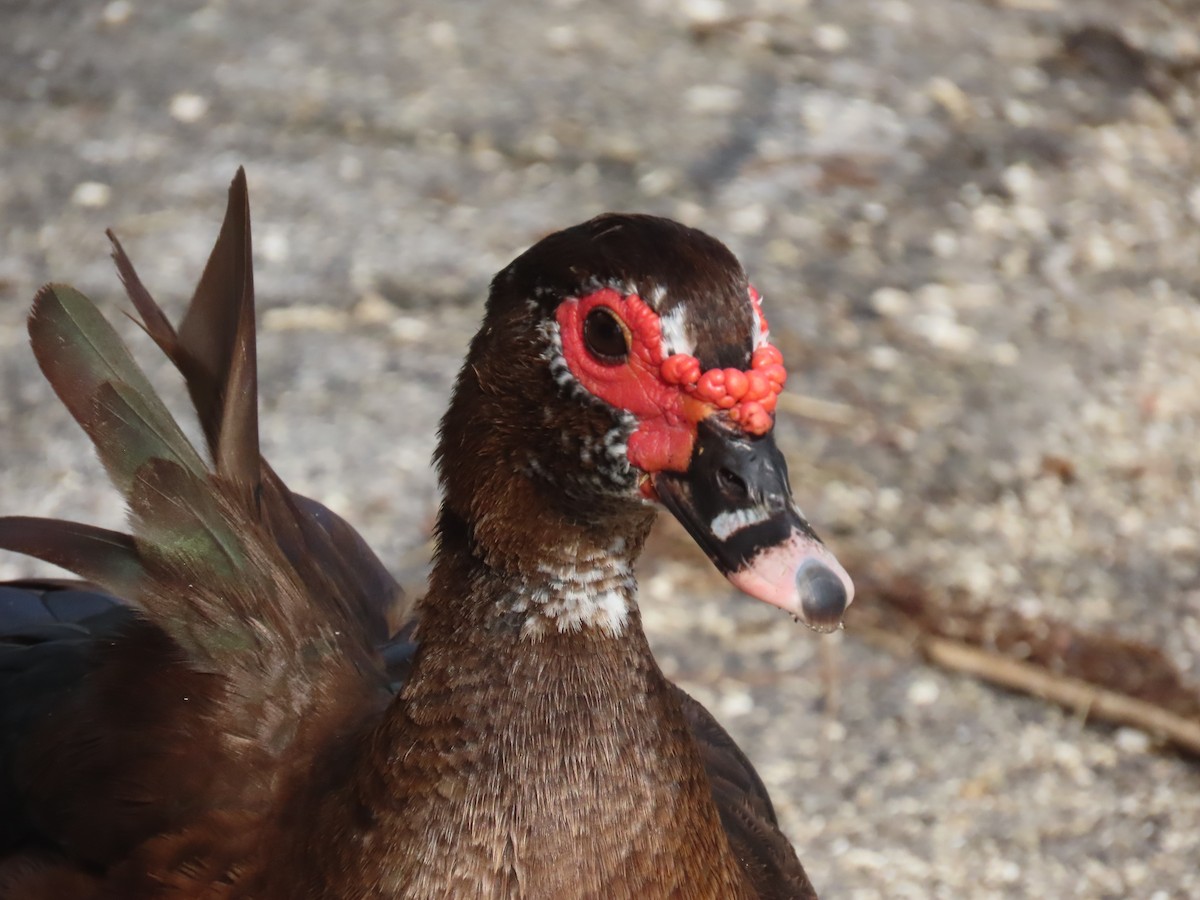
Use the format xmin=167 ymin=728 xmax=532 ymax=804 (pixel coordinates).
xmin=0 ymin=170 xmax=844 ymax=898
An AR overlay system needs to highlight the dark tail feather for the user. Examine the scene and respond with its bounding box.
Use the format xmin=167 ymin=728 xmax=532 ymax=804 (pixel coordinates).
xmin=109 ymin=228 xmax=180 ymax=358
xmin=125 ymin=458 xmax=267 ymax=663
xmin=127 ymin=459 xmax=246 ymax=585
xmin=0 ymin=518 xmax=143 ymax=599
xmin=1 ymin=169 xmax=412 ymax=766
xmin=108 ymin=168 xmax=407 ymax=642
xmin=289 ymin=493 xmax=407 ymax=635
xmin=177 ymin=166 xmax=260 ymax=501
xmin=178 ymin=169 xmax=255 ymax=441
xmin=28 ymin=285 xmax=208 ymax=494
xmin=17 ymin=170 xmax=404 ymax=658
xmin=108 ymin=168 xmax=260 ymax=500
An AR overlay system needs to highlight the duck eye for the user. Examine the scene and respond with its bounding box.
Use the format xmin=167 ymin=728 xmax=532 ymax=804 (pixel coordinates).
xmin=583 ymin=307 xmax=630 ymax=364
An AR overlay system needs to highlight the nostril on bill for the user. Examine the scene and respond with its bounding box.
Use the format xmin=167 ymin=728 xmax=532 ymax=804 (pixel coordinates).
xmin=715 ymin=466 xmax=749 ymax=502
xmin=796 ymin=559 xmax=848 ymax=628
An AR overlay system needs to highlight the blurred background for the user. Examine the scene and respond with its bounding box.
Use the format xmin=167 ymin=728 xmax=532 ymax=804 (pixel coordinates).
xmin=2 ymin=1 xmax=1199 ymax=896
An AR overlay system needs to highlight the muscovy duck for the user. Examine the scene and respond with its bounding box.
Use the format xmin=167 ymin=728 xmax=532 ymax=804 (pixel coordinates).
xmin=0 ymin=170 xmax=853 ymax=898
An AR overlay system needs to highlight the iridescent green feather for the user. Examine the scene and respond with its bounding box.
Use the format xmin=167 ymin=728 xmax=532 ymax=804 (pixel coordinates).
xmin=29 ymin=284 xmax=208 ymax=492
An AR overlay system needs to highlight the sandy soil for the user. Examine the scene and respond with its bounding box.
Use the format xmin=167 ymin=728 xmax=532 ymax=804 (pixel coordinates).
xmin=2 ymin=1 xmax=1199 ymax=896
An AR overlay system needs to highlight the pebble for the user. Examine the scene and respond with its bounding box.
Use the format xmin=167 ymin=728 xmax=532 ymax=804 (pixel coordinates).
xmin=426 ymin=21 xmax=457 ymax=51
xmin=930 ymin=230 xmax=959 ymax=258
xmin=70 ymin=181 xmax=111 ymax=208
xmin=1082 ymin=232 xmax=1118 ymax=271
xmin=870 ymin=287 xmax=912 ymax=318
xmin=102 ymin=0 xmax=132 ymax=25
xmin=927 ymin=77 xmax=972 ymax=122
xmin=684 ymin=84 xmax=742 ymax=115
xmin=728 ymin=203 xmax=768 ymax=236
xmin=260 ymin=228 xmax=290 ymax=264
xmin=718 ymin=689 xmax=754 ymax=717
xmin=911 ymin=312 xmax=978 ymax=354
xmin=544 ymin=25 xmax=578 ymax=52
xmin=168 ymin=92 xmax=209 ymax=123
xmin=814 ymin=24 xmax=849 ymax=53
xmin=1002 ymin=162 xmax=1036 ymax=199
xmin=867 ymin=345 xmax=901 ymax=370
xmin=636 ymin=168 xmax=678 ymax=197
xmin=907 ymin=678 xmax=941 ymax=706
xmin=679 ymin=0 xmax=729 ymax=26
xmin=1115 ymin=728 xmax=1152 ymax=754
xmin=990 ymin=342 xmax=1020 ymax=366
xmin=1187 ymin=184 xmax=1200 ymax=223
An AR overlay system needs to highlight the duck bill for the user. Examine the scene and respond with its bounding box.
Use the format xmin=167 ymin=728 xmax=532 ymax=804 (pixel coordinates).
xmin=653 ymin=419 xmax=854 ymax=632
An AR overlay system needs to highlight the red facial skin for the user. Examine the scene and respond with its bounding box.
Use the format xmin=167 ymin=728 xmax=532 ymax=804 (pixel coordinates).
xmin=555 ymin=288 xmax=787 ymax=497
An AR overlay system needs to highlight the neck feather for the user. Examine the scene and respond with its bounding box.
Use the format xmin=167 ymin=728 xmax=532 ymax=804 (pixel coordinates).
xmin=420 ymin=498 xmax=652 ymax=641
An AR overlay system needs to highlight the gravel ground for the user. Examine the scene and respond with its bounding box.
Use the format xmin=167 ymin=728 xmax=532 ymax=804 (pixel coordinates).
xmin=2 ymin=1 xmax=1199 ymax=896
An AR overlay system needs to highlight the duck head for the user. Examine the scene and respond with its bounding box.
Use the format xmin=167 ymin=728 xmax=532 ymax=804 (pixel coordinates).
xmin=437 ymin=214 xmax=853 ymax=631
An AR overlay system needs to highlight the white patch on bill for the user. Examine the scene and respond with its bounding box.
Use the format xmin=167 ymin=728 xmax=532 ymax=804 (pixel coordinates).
xmin=659 ymin=304 xmax=694 ymax=356
xmin=710 ymin=505 xmax=772 ymax=541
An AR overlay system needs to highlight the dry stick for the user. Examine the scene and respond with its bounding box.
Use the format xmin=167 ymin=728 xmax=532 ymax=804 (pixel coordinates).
xmin=920 ymin=634 xmax=1200 ymax=756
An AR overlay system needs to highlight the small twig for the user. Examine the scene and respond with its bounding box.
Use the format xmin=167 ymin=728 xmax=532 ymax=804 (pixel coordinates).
xmin=844 ymin=562 xmax=1200 ymax=759
xmin=920 ymin=635 xmax=1200 ymax=756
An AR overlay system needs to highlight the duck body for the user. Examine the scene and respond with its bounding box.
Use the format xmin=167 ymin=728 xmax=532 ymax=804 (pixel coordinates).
xmin=0 ymin=171 xmax=849 ymax=898
xmin=285 ymin=626 xmax=752 ymax=898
